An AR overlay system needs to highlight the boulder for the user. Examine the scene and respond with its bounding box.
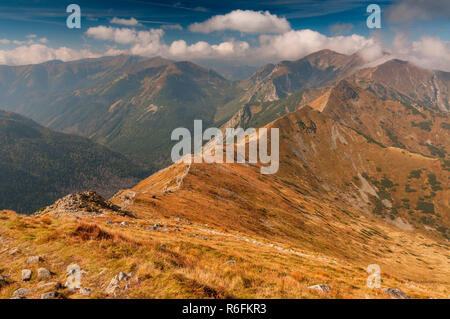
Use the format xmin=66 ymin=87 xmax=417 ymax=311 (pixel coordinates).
xmin=41 ymin=291 xmax=58 ymax=299
xmin=80 ymin=287 xmax=92 ymax=296
xmin=11 ymin=288 xmax=31 ymax=299
xmin=26 ymin=256 xmax=43 ymax=264
xmin=382 ymin=288 xmax=410 ymax=299
xmin=308 ymin=284 xmax=331 ymax=293
xmin=9 ymin=248 xmax=20 ymax=255
xmin=22 ymin=269 xmax=32 ymax=281
xmin=37 ymin=267 xmax=51 ymax=280
xmin=105 ymin=272 xmax=133 ymax=295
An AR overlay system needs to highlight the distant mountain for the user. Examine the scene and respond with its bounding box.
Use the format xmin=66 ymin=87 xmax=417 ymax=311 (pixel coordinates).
xmin=218 ymin=49 xmax=366 ymax=129
xmin=353 ymin=59 xmax=450 ymax=112
xmin=193 ymin=59 xmax=261 ymax=81
xmin=0 ymin=55 xmax=241 ymax=169
xmin=0 ymin=110 xmax=145 ymax=214
xmin=240 ymin=49 xmax=364 ymax=103
xmin=320 ymin=80 xmax=449 ymax=158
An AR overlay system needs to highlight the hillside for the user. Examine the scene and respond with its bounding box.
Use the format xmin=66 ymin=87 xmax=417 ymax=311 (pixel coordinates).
xmin=0 ymin=110 xmax=146 ymax=214
xmin=0 ymin=55 xmax=241 ymax=169
xmin=1 ymin=105 xmax=447 ymax=299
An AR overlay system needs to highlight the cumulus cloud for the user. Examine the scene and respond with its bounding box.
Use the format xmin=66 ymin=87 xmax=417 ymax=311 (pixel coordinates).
xmin=110 ymin=17 xmax=143 ymax=27
xmin=387 ymin=0 xmax=450 ymax=23
xmin=86 ymin=26 xmax=164 ymax=45
xmin=0 ymin=44 xmax=98 ymax=65
xmin=189 ymin=10 xmax=291 ymax=34
xmin=393 ymin=34 xmax=450 ymax=71
xmin=255 ymin=29 xmax=376 ymax=61
xmin=0 ymin=39 xmax=10 ymax=45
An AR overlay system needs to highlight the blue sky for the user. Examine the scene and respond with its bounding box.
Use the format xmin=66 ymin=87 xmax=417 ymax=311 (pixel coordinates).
xmin=0 ymin=0 xmax=448 ymax=70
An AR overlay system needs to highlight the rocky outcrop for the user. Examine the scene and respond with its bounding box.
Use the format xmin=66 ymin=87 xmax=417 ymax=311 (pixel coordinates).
xmin=382 ymin=288 xmax=411 ymax=299
xmin=35 ymin=191 xmax=135 ymax=219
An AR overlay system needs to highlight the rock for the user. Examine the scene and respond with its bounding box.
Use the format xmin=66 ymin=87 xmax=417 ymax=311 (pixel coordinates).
xmin=105 ymin=272 xmax=133 ymax=295
xmin=308 ymin=284 xmax=331 ymax=293
xmin=11 ymin=288 xmax=31 ymax=299
xmin=38 ymin=282 xmax=57 ymax=289
xmin=224 ymin=259 xmax=236 ymax=265
xmin=22 ymin=269 xmax=32 ymax=281
xmin=26 ymin=256 xmax=43 ymax=264
xmin=120 ymin=221 xmax=129 ymax=227
xmin=37 ymin=267 xmax=51 ymax=280
xmin=160 ymin=244 xmax=167 ymax=250
xmin=9 ymin=248 xmax=20 ymax=255
xmin=382 ymin=288 xmax=411 ymax=299
xmin=34 ymin=191 xmax=135 ymax=218
xmin=105 ymin=220 xmax=113 ymax=225
xmin=41 ymin=291 xmax=58 ymax=299
xmin=80 ymin=287 xmax=92 ymax=296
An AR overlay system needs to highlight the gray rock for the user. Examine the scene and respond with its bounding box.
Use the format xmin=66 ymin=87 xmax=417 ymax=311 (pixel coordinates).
xmin=38 ymin=282 xmax=57 ymax=289
xmin=41 ymin=291 xmax=58 ymax=299
xmin=22 ymin=269 xmax=32 ymax=281
xmin=9 ymin=248 xmax=20 ymax=255
xmin=382 ymin=288 xmax=411 ymax=299
xmin=308 ymin=284 xmax=331 ymax=293
xmin=120 ymin=221 xmax=129 ymax=227
xmin=26 ymin=256 xmax=43 ymax=264
xmin=11 ymin=288 xmax=31 ymax=299
xmin=105 ymin=272 xmax=133 ymax=295
xmin=37 ymin=267 xmax=51 ymax=280
xmin=80 ymin=287 xmax=92 ymax=296
xmin=224 ymin=259 xmax=236 ymax=265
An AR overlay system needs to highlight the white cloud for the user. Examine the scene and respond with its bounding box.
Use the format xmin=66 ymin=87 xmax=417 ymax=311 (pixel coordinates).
xmin=110 ymin=17 xmax=143 ymax=27
xmin=0 ymin=39 xmax=10 ymax=45
xmin=86 ymin=26 xmax=164 ymax=45
xmin=26 ymin=34 xmax=37 ymax=39
xmin=255 ymin=29 xmax=376 ymax=61
xmin=39 ymin=38 xmax=48 ymax=44
xmin=387 ymin=0 xmax=450 ymax=23
xmin=189 ymin=10 xmax=291 ymax=34
xmin=0 ymin=44 xmax=98 ymax=65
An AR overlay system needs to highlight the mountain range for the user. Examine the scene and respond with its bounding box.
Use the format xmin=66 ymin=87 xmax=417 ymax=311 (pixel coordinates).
xmin=0 ymin=49 xmax=448 ymax=299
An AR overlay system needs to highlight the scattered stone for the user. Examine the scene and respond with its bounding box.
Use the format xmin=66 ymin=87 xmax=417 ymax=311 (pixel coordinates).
xmin=308 ymin=284 xmax=331 ymax=293
xmin=382 ymin=288 xmax=410 ymax=299
xmin=0 ymin=248 xmax=8 ymax=254
xmin=9 ymin=248 xmax=20 ymax=255
xmin=41 ymin=291 xmax=59 ymax=299
xmin=80 ymin=287 xmax=92 ymax=296
xmin=26 ymin=256 xmax=43 ymax=264
xmin=105 ymin=272 xmax=133 ymax=295
xmin=120 ymin=221 xmax=129 ymax=227
xmin=224 ymin=259 xmax=236 ymax=265
xmin=22 ymin=269 xmax=32 ymax=281
xmin=105 ymin=220 xmax=113 ymax=225
xmin=152 ymin=195 xmax=157 ymax=199
xmin=37 ymin=268 xmax=51 ymax=280
xmin=160 ymin=244 xmax=167 ymax=250
xmin=11 ymin=288 xmax=31 ymax=299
